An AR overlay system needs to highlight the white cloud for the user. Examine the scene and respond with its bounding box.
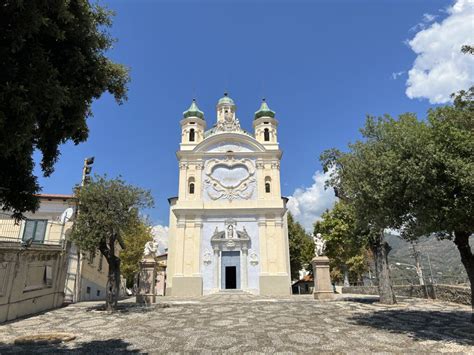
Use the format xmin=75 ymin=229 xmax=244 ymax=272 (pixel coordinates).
xmin=423 ymin=13 xmax=438 ymax=23
xmin=152 ymin=224 xmax=169 ymax=254
xmin=410 ymin=12 xmax=438 ymax=32
xmin=287 ymin=170 xmax=337 ymax=232
xmin=405 ymin=0 xmax=474 ymax=104
xmin=391 ymin=71 xmax=405 ymax=80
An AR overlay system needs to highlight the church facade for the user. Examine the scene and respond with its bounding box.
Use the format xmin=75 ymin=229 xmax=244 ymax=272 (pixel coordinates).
xmin=166 ymin=94 xmax=291 ymax=296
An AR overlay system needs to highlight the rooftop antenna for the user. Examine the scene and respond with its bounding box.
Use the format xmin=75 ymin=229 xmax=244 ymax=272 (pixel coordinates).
xmin=224 ymin=76 xmax=230 ymax=97
xmin=192 ymin=81 xmax=197 ymax=101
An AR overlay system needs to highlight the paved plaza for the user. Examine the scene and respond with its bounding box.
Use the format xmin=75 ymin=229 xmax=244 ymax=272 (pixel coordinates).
xmin=0 ymin=294 xmax=472 ymax=353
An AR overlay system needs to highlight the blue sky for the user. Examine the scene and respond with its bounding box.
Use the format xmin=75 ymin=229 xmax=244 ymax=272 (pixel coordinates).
xmin=34 ymin=0 xmax=473 ymax=229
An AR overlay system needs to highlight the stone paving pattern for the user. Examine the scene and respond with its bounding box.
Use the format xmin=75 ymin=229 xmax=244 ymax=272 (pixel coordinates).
xmin=0 ymin=294 xmax=473 ymax=353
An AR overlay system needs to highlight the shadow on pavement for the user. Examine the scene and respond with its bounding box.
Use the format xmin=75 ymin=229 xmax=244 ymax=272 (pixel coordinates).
xmin=350 ymin=309 xmax=474 ymax=346
xmin=0 ymin=338 xmax=139 ymax=354
xmin=341 ymin=296 xmax=380 ymax=304
xmin=84 ymin=303 xmax=170 ymax=314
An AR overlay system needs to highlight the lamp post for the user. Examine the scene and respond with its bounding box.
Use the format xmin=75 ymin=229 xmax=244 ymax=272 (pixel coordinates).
xmin=74 ymin=156 xmax=95 ymax=303
xmin=81 ymin=157 xmax=95 ymax=187
xmin=395 ymin=262 xmax=424 ymax=286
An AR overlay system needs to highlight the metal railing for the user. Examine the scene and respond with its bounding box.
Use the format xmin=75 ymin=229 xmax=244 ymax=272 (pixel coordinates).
xmin=0 ymin=212 xmax=67 ymax=246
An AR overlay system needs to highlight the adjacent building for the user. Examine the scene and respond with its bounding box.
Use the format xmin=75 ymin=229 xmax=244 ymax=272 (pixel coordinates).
xmin=0 ymin=194 xmax=75 ymax=322
xmin=166 ymin=94 xmax=291 ymax=296
xmin=0 ymin=194 xmax=111 ymax=322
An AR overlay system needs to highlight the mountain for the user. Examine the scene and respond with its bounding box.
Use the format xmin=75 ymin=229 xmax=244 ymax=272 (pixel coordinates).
xmin=385 ymin=233 xmax=471 ymax=286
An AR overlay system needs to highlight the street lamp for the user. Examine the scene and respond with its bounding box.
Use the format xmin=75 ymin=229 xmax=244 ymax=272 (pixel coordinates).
xmin=395 ymin=262 xmax=416 ymax=268
xmin=81 ymin=157 xmax=95 ymax=186
xmin=394 ymin=262 xmax=425 ymax=286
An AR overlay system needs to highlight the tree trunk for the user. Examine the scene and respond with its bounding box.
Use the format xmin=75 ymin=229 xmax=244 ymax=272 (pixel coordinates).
xmin=453 ymin=231 xmax=473 ymax=323
xmin=371 ymin=232 xmax=396 ymax=304
xmin=105 ymin=255 xmax=121 ymax=311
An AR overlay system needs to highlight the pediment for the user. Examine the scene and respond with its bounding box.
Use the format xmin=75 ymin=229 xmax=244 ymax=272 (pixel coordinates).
xmin=193 ymin=133 xmax=266 ymax=153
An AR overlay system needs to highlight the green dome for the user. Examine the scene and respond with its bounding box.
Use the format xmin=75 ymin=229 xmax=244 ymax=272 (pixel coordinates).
xmin=254 ymin=99 xmax=275 ymax=119
xmin=183 ymin=99 xmax=204 ymax=119
xmin=217 ymin=92 xmax=235 ymax=106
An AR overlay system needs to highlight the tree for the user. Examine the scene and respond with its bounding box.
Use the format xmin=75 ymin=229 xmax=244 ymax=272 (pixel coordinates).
xmin=461 ymin=45 xmax=474 ymax=55
xmin=321 ymin=89 xmax=474 ymax=315
xmin=405 ymin=88 xmax=473 ymax=318
xmin=313 ymin=201 xmax=370 ymax=286
xmin=288 ymin=213 xmax=314 ymax=280
xmin=121 ymin=217 xmax=154 ymax=289
xmin=321 ymin=114 xmax=430 ymax=304
xmin=71 ymin=176 xmax=153 ymax=311
xmin=0 ymin=1 xmax=129 ymax=219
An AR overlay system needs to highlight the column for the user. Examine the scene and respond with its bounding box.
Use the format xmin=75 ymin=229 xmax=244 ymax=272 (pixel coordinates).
xmin=195 ymin=161 xmax=204 ymax=200
xmin=174 ymin=220 xmax=185 ymax=276
xmin=256 ymin=160 xmax=265 ymax=200
xmin=193 ymin=219 xmax=203 ymax=275
xmin=258 ymin=218 xmax=268 ymax=275
xmin=275 ymin=218 xmax=286 ymax=274
xmin=178 ymin=162 xmax=187 ymax=199
xmin=241 ymin=247 xmax=248 ymax=290
xmin=213 ymin=248 xmax=220 ymax=290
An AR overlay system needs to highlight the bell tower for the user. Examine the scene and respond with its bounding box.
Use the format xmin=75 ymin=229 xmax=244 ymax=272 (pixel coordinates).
xmin=180 ymin=99 xmax=206 ymax=151
xmin=253 ymin=99 xmax=278 ymax=150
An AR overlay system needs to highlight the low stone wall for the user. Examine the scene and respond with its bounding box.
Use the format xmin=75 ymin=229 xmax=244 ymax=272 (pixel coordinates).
xmin=342 ymin=284 xmax=471 ymax=306
xmin=434 ymin=284 xmax=471 ymax=305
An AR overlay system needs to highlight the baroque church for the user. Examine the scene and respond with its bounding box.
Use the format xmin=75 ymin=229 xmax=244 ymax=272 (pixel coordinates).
xmin=166 ymin=93 xmax=291 ymax=296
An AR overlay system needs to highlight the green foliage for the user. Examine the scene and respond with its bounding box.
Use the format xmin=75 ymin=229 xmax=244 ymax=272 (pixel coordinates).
xmin=71 ymin=175 xmax=153 ymax=310
xmin=313 ymin=201 xmax=370 ymax=283
xmin=0 ymin=1 xmax=130 ymax=219
xmin=287 ymin=213 xmax=314 ymax=280
xmin=121 ymin=217 xmax=154 ymax=287
xmin=410 ymin=88 xmax=474 ymax=237
xmin=320 ymin=114 xmax=431 ymax=303
xmin=461 ymin=45 xmax=474 ymax=55
xmin=71 ymin=175 xmax=153 ymax=256
xmin=321 ymin=113 xmax=431 ymax=234
xmin=321 ymin=88 xmax=474 ymax=306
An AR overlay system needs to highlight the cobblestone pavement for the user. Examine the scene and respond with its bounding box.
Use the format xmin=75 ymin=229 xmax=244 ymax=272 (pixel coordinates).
xmin=0 ymin=294 xmax=472 ymax=353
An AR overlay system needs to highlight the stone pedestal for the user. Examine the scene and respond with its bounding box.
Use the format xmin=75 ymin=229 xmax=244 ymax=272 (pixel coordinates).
xmin=312 ymin=256 xmax=335 ymax=300
xmin=136 ymin=258 xmax=157 ymax=304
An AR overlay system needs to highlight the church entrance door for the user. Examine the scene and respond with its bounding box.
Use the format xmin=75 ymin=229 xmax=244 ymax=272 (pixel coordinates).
xmin=221 ymin=251 xmax=240 ymax=289
xmin=225 ymin=267 xmax=237 ymax=289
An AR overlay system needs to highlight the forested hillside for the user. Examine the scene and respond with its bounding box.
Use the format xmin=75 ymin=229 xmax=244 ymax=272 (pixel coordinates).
xmin=385 ymin=234 xmax=470 ymax=286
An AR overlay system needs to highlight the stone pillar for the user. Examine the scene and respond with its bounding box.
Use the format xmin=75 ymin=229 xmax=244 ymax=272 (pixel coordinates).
xmin=213 ymin=248 xmax=220 ymax=290
xmin=241 ymin=248 xmax=248 ymax=290
xmin=136 ymin=258 xmax=157 ymax=304
xmin=312 ymin=256 xmax=335 ymax=300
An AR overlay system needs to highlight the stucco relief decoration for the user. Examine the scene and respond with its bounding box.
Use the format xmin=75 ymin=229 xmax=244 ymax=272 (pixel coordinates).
xmin=215 ymin=114 xmax=243 ymax=133
xmin=249 ymin=249 xmax=259 ymax=266
xmin=204 ymin=157 xmax=256 ymax=201
xmin=211 ymin=220 xmax=251 ymax=251
xmin=203 ymin=249 xmax=212 ymax=265
xmin=208 ymin=143 xmax=253 ymax=153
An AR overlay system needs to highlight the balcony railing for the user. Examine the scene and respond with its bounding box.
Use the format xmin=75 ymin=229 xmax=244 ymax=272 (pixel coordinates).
xmin=0 ymin=212 xmax=67 ymax=247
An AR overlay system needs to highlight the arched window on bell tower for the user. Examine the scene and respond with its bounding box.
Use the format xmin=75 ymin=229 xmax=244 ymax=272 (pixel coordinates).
xmin=189 ymin=128 xmax=195 ymax=142
xmin=264 ymin=128 xmax=270 ymax=142
xmin=265 ymin=177 xmax=271 ymax=193
xmin=188 ymin=177 xmax=195 ymax=195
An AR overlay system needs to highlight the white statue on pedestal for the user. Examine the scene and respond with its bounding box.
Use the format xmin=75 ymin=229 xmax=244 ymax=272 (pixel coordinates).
xmin=313 ymin=233 xmax=326 ymax=257
xmin=143 ymin=240 xmax=159 ymax=258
